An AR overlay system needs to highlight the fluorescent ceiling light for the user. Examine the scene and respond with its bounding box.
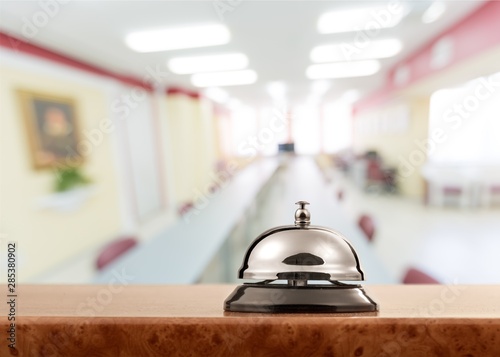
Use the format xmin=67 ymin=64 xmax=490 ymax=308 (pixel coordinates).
xmin=306 ymin=60 xmax=381 ymax=79
xmin=318 ymin=5 xmax=405 ymax=34
xmin=191 ymin=70 xmax=257 ymax=87
xmin=203 ymin=87 xmax=229 ymax=103
xmin=311 ymin=39 xmax=402 ymax=63
xmin=125 ymin=24 xmax=230 ymax=53
xmin=422 ymin=2 xmax=446 ymax=24
xmin=168 ymin=53 xmax=248 ymax=74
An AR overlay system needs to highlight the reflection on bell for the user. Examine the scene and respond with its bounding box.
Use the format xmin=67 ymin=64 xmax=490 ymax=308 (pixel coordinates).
xmin=224 ymin=201 xmax=378 ymax=313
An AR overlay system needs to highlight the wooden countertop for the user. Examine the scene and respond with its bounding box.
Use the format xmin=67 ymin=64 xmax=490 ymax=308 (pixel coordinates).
xmin=3 ymin=285 xmax=500 ymax=356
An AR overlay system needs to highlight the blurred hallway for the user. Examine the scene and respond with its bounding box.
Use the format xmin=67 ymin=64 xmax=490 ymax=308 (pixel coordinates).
xmin=1 ymin=1 xmax=499 ymax=286
xmin=323 ymin=164 xmax=500 ymax=284
xmin=35 ymin=155 xmax=500 ymax=285
xmin=201 ymin=156 xmax=500 ymax=285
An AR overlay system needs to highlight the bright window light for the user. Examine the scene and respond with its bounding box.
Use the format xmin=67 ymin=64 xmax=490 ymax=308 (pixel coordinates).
xmin=231 ymin=106 xmax=257 ymax=156
xmin=323 ymin=102 xmax=353 ymax=153
xmin=168 ymin=53 xmax=248 ymax=74
xmin=267 ymin=81 xmax=287 ymax=102
xmin=292 ymin=105 xmax=321 ymax=155
xmin=311 ymin=39 xmax=402 ymax=63
xmin=227 ymin=98 xmax=242 ymax=110
xmin=341 ymin=89 xmax=361 ymax=103
xmin=125 ymin=24 xmax=230 ymax=53
xmin=427 ymin=72 xmax=500 ymax=163
xmin=422 ymin=2 xmax=446 ymax=24
xmin=311 ymin=80 xmax=330 ymax=95
xmin=203 ymin=87 xmax=229 ymax=103
xmin=191 ymin=70 xmax=257 ymax=87
xmin=306 ymin=60 xmax=381 ymax=79
xmin=318 ymin=5 xmax=406 ymax=34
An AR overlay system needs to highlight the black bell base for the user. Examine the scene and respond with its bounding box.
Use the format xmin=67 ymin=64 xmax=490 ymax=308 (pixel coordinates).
xmin=224 ymin=283 xmax=378 ymax=313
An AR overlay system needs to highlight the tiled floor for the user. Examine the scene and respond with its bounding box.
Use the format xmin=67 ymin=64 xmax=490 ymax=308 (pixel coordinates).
xmin=324 ymin=166 xmax=500 ymax=284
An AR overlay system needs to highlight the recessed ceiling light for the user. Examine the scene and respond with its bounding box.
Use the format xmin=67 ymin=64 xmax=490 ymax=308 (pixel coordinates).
xmin=168 ymin=53 xmax=248 ymax=74
xmin=191 ymin=70 xmax=257 ymax=87
xmin=422 ymin=2 xmax=446 ymax=24
xmin=306 ymin=60 xmax=381 ymax=79
xmin=318 ymin=5 xmax=406 ymax=34
xmin=311 ymin=39 xmax=403 ymax=63
xmin=125 ymin=24 xmax=230 ymax=53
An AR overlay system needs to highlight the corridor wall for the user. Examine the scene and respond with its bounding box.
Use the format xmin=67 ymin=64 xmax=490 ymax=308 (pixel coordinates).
xmin=353 ymin=98 xmax=430 ymax=198
xmin=165 ymin=92 xmax=220 ymax=208
xmin=0 ymin=58 xmax=122 ymax=281
xmin=0 ymin=43 xmax=173 ymax=282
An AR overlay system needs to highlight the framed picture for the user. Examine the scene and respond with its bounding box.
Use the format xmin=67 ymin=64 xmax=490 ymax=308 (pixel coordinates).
xmin=18 ymin=90 xmax=83 ymax=169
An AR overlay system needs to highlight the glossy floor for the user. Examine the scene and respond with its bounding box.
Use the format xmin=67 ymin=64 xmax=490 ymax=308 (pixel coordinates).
xmin=325 ymin=166 xmax=500 ymax=284
xmin=37 ymin=156 xmax=500 ymax=284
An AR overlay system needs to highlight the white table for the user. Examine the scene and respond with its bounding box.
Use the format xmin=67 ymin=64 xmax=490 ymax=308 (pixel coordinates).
xmin=95 ymin=158 xmax=279 ymax=284
xmin=95 ymin=156 xmax=393 ymax=284
xmin=422 ymin=164 xmax=500 ymax=207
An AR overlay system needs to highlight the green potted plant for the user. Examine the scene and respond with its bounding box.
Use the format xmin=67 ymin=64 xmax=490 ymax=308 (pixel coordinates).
xmin=53 ymin=166 xmax=92 ymax=192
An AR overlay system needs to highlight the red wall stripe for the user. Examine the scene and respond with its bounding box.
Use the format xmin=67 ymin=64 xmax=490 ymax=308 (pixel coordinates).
xmin=0 ymin=32 xmax=154 ymax=91
xmin=0 ymin=32 xmax=208 ymax=103
xmin=166 ymin=87 xmax=200 ymax=99
xmin=354 ymin=0 xmax=500 ymax=114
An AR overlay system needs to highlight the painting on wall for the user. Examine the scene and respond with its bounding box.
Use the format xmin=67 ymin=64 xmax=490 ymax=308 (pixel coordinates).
xmin=18 ymin=90 xmax=83 ymax=169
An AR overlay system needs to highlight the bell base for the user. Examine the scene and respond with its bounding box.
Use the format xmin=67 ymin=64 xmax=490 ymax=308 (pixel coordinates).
xmin=224 ymin=283 xmax=378 ymax=313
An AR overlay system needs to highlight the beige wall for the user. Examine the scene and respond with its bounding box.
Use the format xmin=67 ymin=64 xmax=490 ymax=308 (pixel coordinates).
xmin=213 ymin=112 xmax=232 ymax=160
xmin=165 ymin=94 xmax=220 ymax=207
xmin=352 ymin=47 xmax=500 ymax=199
xmin=353 ymin=97 xmax=430 ymax=198
xmin=197 ymin=98 xmax=219 ymax=188
xmin=0 ymin=65 xmax=122 ymax=281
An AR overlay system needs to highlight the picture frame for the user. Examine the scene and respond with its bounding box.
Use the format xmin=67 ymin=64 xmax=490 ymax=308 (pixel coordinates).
xmin=17 ymin=90 xmax=83 ymax=169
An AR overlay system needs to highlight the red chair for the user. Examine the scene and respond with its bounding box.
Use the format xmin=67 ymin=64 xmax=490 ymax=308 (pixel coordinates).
xmin=96 ymin=237 xmax=138 ymax=270
xmin=443 ymin=187 xmax=462 ymax=195
xmin=357 ymin=214 xmax=375 ymax=242
xmin=366 ymin=159 xmax=385 ymax=181
xmin=402 ymin=267 xmax=440 ymax=284
xmin=178 ymin=201 xmax=194 ymax=216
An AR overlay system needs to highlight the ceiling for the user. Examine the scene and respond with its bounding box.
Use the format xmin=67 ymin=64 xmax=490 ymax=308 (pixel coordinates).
xmin=0 ymin=0 xmax=485 ymax=107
